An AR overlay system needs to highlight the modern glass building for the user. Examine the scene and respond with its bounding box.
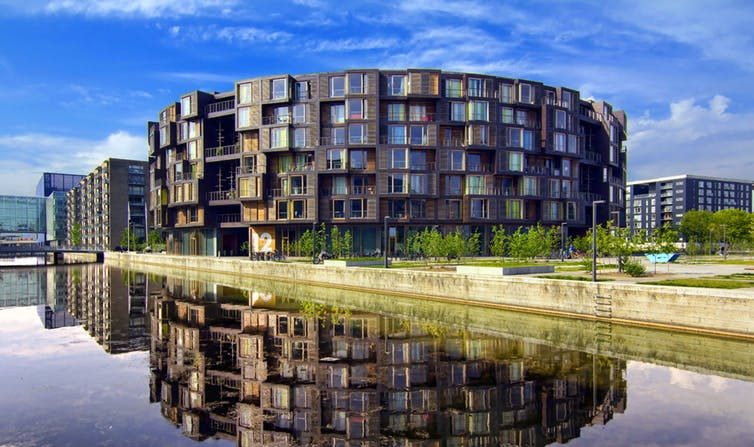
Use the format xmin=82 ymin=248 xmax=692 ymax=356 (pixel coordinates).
xmin=45 ymin=191 xmax=68 ymax=246
xmin=0 ymin=195 xmax=46 ymax=235
xmin=36 ymin=172 xmax=85 ymax=198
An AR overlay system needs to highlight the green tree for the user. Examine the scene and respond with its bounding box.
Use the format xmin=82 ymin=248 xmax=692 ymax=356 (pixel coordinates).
xmin=679 ymin=210 xmax=713 ymax=245
xmin=712 ymin=209 xmax=752 ymax=248
xmin=424 ymin=228 xmax=445 ymax=260
xmin=71 ymin=222 xmax=82 ymax=247
xmin=298 ymin=230 xmax=314 ymax=258
xmin=330 ymin=226 xmax=343 ymax=258
xmin=465 ymin=231 xmax=481 ymax=257
xmin=444 ymin=230 xmax=465 ymax=260
xmin=120 ymin=228 xmax=139 ymax=250
xmin=489 ymin=225 xmax=508 ymax=257
xmin=343 ymin=230 xmax=353 ymax=258
xmin=508 ymin=227 xmax=529 ymax=260
xmin=147 ymin=230 xmax=164 ymax=250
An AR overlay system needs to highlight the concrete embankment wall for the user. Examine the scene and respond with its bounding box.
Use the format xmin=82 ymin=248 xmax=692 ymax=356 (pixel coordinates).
xmin=106 ymin=252 xmax=754 ymax=339
xmin=61 ymin=252 xmax=98 ymax=264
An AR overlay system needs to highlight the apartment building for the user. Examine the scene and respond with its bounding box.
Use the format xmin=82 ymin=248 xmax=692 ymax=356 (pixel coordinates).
xmin=627 ymin=174 xmax=753 ymax=233
xmin=66 ymin=158 xmax=148 ymax=250
xmin=148 ymin=69 xmax=627 ymax=256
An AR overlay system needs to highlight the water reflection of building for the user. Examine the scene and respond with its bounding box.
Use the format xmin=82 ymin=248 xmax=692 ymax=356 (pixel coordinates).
xmin=66 ymin=265 xmax=150 ymax=354
xmin=0 ymin=268 xmax=48 ymax=308
xmin=150 ymin=284 xmax=626 ymax=446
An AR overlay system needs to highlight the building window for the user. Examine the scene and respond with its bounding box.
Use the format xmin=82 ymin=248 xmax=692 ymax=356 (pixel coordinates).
xmin=409 ymin=104 xmax=427 ymax=121
xmin=327 ymin=148 xmax=345 ymax=169
xmin=505 ymin=199 xmax=522 ymax=219
xmin=331 ymin=104 xmax=345 ymax=124
xmin=554 ymin=132 xmax=566 ymax=152
xmin=468 ymin=78 xmax=484 ymax=97
xmin=516 ymin=110 xmax=529 ymax=126
xmin=500 ymin=83 xmax=514 ymax=103
xmin=332 ymin=199 xmax=345 ymax=218
xmin=388 ymin=125 xmax=406 ymax=144
xmin=271 ymin=78 xmax=287 ymax=100
xmin=348 ymin=73 xmax=364 ymax=94
xmin=467 ymin=124 xmax=488 ymax=145
xmin=508 ymin=128 xmax=522 ymax=148
xmin=446 ymin=175 xmax=462 ymax=195
xmin=562 ymin=91 xmax=572 ymax=109
xmin=238 ymin=107 xmax=251 ymax=128
xmin=445 ymin=79 xmax=462 ymax=98
xmin=555 ymin=109 xmax=567 ymax=129
xmin=410 ymin=150 xmax=427 ymax=170
xmin=410 ymin=199 xmax=426 ymax=218
xmin=290 ymin=176 xmax=306 ymax=195
xmin=187 ymin=141 xmax=198 ymax=160
xmin=388 ymin=174 xmax=407 ymax=193
xmin=388 ymin=75 xmax=406 ymax=95
xmin=562 ymin=159 xmax=571 ymax=177
xmin=387 ymin=103 xmax=405 ymax=121
xmin=450 ymin=150 xmax=464 ymax=170
xmin=350 ymin=198 xmax=365 ymax=218
xmin=409 ymin=126 xmax=427 ymax=145
xmin=470 ymin=198 xmax=488 ymax=218
xmin=389 ymin=199 xmax=406 ymax=217
xmin=347 ymin=99 xmax=365 ymax=119
xmin=466 ymin=175 xmax=486 ymax=194
xmin=523 ymin=176 xmax=539 ymax=195
xmin=292 ymin=104 xmax=306 ymax=124
xmin=332 ymin=127 xmax=345 ymax=145
xmin=519 ymin=83 xmax=533 ymax=104
xmin=238 ymin=83 xmax=252 ymax=105
xmin=390 ymin=148 xmax=407 ymax=169
xmin=410 ymin=174 xmax=428 ymax=194
xmin=332 ymin=176 xmax=347 ymax=194
xmin=349 ymin=124 xmax=367 ymax=144
xmin=468 ymin=100 xmax=489 ymax=121
xmin=277 ymin=201 xmax=288 ymax=219
xmin=181 ymin=96 xmax=192 ymax=115
xmin=450 ymin=102 xmax=466 ymax=121
xmin=567 ymin=202 xmax=577 ymax=221
xmin=501 ymin=107 xmax=514 ymax=124
xmin=350 ymin=149 xmax=367 ymax=170
xmin=330 ymin=76 xmax=345 ymax=97
xmin=292 ymin=199 xmax=305 ymax=218
xmin=523 ymin=130 xmax=535 ymax=150
xmin=295 ymin=81 xmax=309 ymax=100
xmin=271 ymin=128 xmax=288 ymax=148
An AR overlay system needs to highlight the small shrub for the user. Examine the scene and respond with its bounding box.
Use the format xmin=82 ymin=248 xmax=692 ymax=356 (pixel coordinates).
xmin=623 ymin=259 xmax=646 ymax=277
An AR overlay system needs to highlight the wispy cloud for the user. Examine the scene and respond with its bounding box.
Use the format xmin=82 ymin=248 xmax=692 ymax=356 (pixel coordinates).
xmin=0 ymin=130 xmax=146 ymax=195
xmin=43 ymin=0 xmax=239 ymax=18
xmin=630 ymin=95 xmax=754 ymax=180
xmin=169 ymin=24 xmax=293 ymax=45
xmin=306 ymin=37 xmax=399 ymax=52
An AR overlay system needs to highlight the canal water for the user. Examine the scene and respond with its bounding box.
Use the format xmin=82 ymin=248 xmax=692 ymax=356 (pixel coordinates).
xmin=1 ymin=264 xmax=754 ymax=447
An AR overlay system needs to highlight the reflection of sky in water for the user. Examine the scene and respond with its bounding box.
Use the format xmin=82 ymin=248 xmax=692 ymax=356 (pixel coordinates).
xmin=0 ymin=307 xmax=230 ymax=447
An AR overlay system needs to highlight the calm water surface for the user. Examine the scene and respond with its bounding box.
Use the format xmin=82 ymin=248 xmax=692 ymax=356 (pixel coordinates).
xmin=1 ymin=264 xmax=753 ymax=447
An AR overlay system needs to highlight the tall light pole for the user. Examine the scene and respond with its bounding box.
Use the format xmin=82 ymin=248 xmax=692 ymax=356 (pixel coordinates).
xmin=311 ymin=221 xmax=317 ymax=264
xmin=610 ymin=210 xmax=622 ymax=272
xmin=560 ymin=222 xmax=567 ymax=261
xmin=384 ymin=216 xmax=389 ymax=268
xmin=722 ymin=224 xmax=727 ymax=260
xmin=592 ymin=200 xmax=606 ymax=282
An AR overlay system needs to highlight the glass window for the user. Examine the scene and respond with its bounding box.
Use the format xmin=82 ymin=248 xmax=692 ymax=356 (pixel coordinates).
xmin=390 ymin=148 xmax=407 ymax=169
xmin=290 ymin=176 xmax=306 ymax=195
xmin=508 ymin=128 xmax=522 ymax=148
xmin=389 ymin=199 xmax=406 ymax=217
xmin=181 ymin=96 xmax=192 ymax=115
xmin=468 ymin=78 xmax=483 ymax=97
xmin=410 ymin=199 xmax=426 ymax=218
xmin=188 ymin=121 xmax=198 ymax=138
xmin=387 ymin=103 xmax=405 ymax=121
xmin=509 ymin=152 xmax=523 ymax=171
xmin=516 ymin=110 xmax=528 ymax=126
xmin=271 ymin=78 xmax=287 ymax=100
xmin=554 ymin=132 xmax=567 ymax=152
xmin=347 ymin=99 xmax=364 ymax=119
xmin=501 ymin=107 xmax=514 ymax=124
xmin=350 ymin=198 xmax=365 ymax=218
xmin=271 ymin=128 xmax=288 ymax=148
xmin=450 ymin=102 xmax=465 ymax=121
xmin=187 ymin=141 xmax=198 ymax=160
xmin=410 ymin=150 xmax=427 ymax=169
xmin=562 ymin=91 xmax=572 ymax=109
xmin=519 ymin=83 xmax=533 ymax=104
xmin=447 ymin=199 xmax=461 ymax=218
xmin=450 ymin=150 xmax=464 ymax=170
xmin=293 ymin=104 xmax=306 ymax=124
xmin=468 ymin=101 xmax=489 ymax=121
xmin=327 ymin=148 xmax=346 ymax=169
xmin=349 ymin=123 xmax=366 ymax=144
xmin=295 ymin=81 xmax=308 ymax=100
xmin=409 ymin=126 xmax=427 ymax=145
xmin=556 ymin=110 xmax=567 ymax=129
xmin=523 ymin=130 xmax=534 ymax=150
xmin=500 ymin=83 xmax=514 ymax=103
xmin=293 ymin=128 xmax=307 ymax=147
xmin=506 ymin=199 xmax=522 ymax=219
xmin=277 ymin=201 xmax=288 ymax=219
xmin=388 ymin=174 xmax=407 ymax=193
xmin=409 ymin=104 xmax=427 ymax=121
xmin=446 ymin=175 xmax=462 ymax=195
xmin=330 ymin=76 xmax=345 ymax=97
xmin=332 ymin=199 xmax=345 ymax=218
xmin=238 ymin=83 xmax=252 ymax=105
xmin=350 ymin=149 xmax=367 ymax=169
xmin=388 ymin=125 xmax=406 ymax=144
xmin=331 ymin=104 xmax=345 ymax=124
xmin=348 ymin=73 xmax=364 ymax=94
xmin=568 ymin=134 xmax=578 ymax=154
xmin=470 ymin=198 xmax=488 ymax=218
xmin=467 ymin=153 xmax=482 ymax=172
xmin=410 ymin=174 xmax=427 ymax=194
xmin=445 ymin=79 xmax=462 ymax=98
xmin=466 ymin=175 xmax=485 ymax=194
xmin=273 ymin=106 xmax=289 ymax=124
xmin=332 ymin=176 xmax=347 ymax=194
xmin=388 ymin=75 xmax=406 ymax=95
xmin=523 ymin=176 xmax=539 ymax=195
xmin=332 ymin=127 xmax=345 ymax=145
xmin=562 ymin=159 xmax=571 ymax=177
xmin=238 ymin=107 xmax=251 ymax=128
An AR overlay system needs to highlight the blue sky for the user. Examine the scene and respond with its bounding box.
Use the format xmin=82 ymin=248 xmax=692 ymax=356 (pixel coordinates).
xmin=0 ymin=0 xmax=753 ymax=194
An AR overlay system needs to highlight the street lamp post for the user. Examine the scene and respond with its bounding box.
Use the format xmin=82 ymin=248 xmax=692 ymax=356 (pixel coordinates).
xmin=384 ymin=216 xmax=389 ymax=269
xmin=722 ymin=224 xmax=727 ymax=260
xmin=610 ymin=210 xmax=621 ymax=272
xmin=311 ymin=221 xmax=317 ymax=264
xmin=592 ymin=200 xmax=606 ymax=282
xmin=560 ymin=222 xmax=567 ymax=262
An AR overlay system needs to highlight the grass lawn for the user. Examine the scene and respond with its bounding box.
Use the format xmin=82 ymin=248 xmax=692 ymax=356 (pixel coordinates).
xmin=644 ymin=274 xmax=754 ymax=289
xmin=535 ymin=274 xmax=614 ymax=282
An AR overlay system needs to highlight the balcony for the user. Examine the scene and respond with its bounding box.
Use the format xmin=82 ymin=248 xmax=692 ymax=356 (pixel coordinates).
xmin=270 ymin=186 xmax=314 ymax=197
xmin=205 ymin=99 xmax=235 ymax=116
xmin=262 ymin=115 xmax=291 ymax=126
xmin=174 ymin=171 xmax=193 ymax=182
xmin=207 ymin=190 xmax=238 ymax=202
xmin=440 ymin=138 xmax=468 ymax=148
xmin=467 ymin=163 xmax=494 ymax=174
xmin=217 ymin=213 xmax=241 ymax=224
xmin=409 ymin=161 xmax=436 ymax=171
xmin=205 ymin=144 xmax=241 ymax=160
xmin=322 ymin=185 xmax=376 ymax=196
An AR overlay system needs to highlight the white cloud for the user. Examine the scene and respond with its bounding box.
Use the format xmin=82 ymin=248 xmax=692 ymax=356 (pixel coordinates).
xmin=307 ymin=37 xmax=398 ymax=52
xmin=0 ymin=130 xmax=146 ymax=195
xmin=629 ymin=95 xmax=754 ymax=181
xmin=43 ymin=0 xmax=238 ymax=18
xmin=169 ymin=25 xmax=293 ymax=45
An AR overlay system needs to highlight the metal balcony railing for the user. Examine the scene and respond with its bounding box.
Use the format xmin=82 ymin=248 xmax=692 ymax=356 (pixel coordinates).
xmin=174 ymin=171 xmax=193 ymax=182
xmin=217 ymin=214 xmax=241 ymax=223
xmin=467 ymin=163 xmax=494 ymax=174
xmin=262 ymin=115 xmax=291 ymax=125
xmin=205 ymin=99 xmax=235 ymax=115
xmin=207 ymin=190 xmax=237 ymax=201
xmin=270 ymin=186 xmax=314 ymax=197
xmin=205 ymin=144 xmax=240 ymax=158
